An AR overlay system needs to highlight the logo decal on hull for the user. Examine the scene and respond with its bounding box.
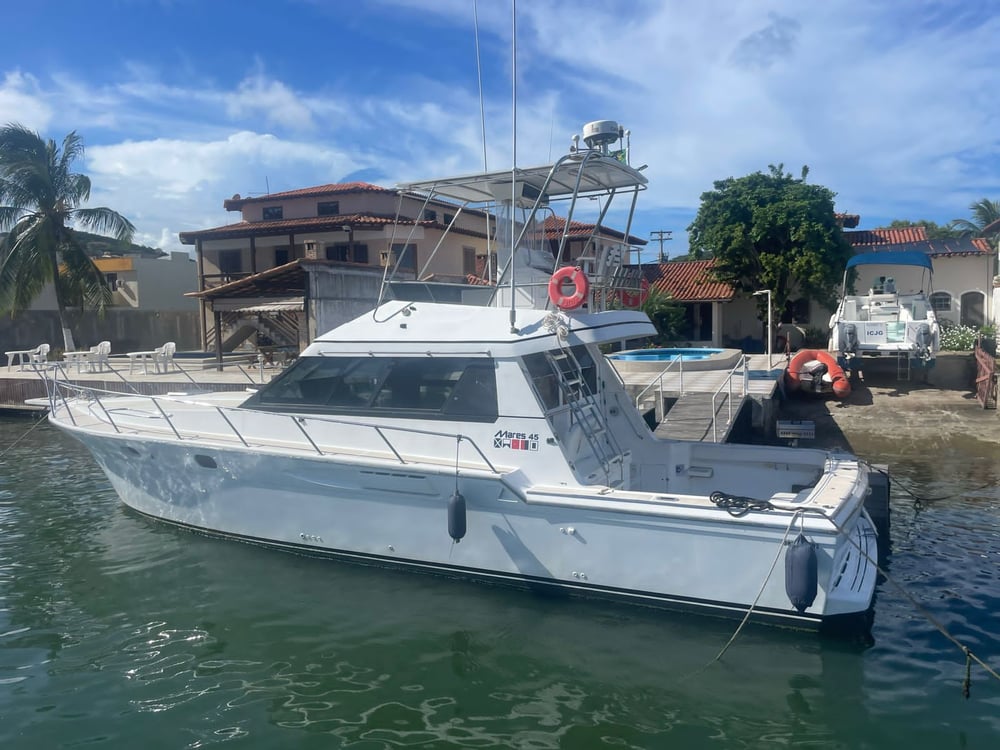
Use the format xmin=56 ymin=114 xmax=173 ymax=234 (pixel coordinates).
xmin=493 ymin=429 xmax=539 ymax=451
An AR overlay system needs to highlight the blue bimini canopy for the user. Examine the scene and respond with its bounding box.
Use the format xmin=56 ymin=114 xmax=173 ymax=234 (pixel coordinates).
xmin=846 ymin=250 xmax=933 ymax=271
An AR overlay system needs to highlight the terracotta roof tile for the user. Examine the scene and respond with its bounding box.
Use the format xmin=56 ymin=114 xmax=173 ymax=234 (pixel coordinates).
xmin=540 ymin=215 xmax=647 ymax=245
xmin=223 ymin=182 xmax=393 ymax=210
xmin=844 ymin=226 xmax=928 ymax=246
xmin=641 ymin=259 xmax=734 ymax=302
xmin=179 ymin=213 xmax=425 ymax=244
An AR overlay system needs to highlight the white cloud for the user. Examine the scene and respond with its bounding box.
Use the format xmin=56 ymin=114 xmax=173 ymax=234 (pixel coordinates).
xmin=0 ymin=71 xmax=54 ymax=132
xmin=2 ymin=0 xmax=999 ymax=256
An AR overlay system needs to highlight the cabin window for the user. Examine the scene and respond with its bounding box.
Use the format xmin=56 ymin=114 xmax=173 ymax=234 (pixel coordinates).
xmin=423 ymin=209 xmax=437 ymax=222
xmin=262 ymin=206 xmax=283 ymax=221
xmin=242 ymin=356 xmax=498 ymax=422
xmin=929 ymin=292 xmax=951 ymax=312
xmin=317 ymin=200 xmax=340 ymax=216
xmin=444 ymin=213 xmax=455 ymax=225
xmin=274 ymin=248 xmax=290 ymax=266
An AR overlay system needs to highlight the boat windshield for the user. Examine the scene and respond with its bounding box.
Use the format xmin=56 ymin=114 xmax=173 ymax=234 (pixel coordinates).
xmin=242 ymin=355 xmax=499 ymax=422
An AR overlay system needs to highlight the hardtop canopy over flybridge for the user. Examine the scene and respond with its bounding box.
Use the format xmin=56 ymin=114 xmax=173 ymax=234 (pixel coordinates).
xmin=41 ymin=118 xmax=879 ymax=631
xmin=383 ymin=120 xmax=648 ymax=312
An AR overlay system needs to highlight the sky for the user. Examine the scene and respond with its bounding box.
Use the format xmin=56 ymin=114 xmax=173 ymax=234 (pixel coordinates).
xmin=2 ymin=0 xmax=999 ymax=258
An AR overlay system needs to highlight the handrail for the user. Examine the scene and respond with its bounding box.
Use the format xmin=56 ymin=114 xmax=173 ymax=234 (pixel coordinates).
xmin=633 ymin=356 xmax=684 ymax=422
xmin=46 ymin=379 xmax=504 ymax=476
xmin=711 ymin=355 xmax=749 ymax=442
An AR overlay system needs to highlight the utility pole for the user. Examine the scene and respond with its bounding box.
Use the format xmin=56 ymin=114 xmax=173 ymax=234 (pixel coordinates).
xmin=649 ymin=230 xmax=672 ymax=262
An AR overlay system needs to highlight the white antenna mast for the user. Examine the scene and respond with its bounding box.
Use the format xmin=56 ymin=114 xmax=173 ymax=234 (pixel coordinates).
xmin=509 ymin=0 xmax=518 ymax=332
xmin=473 ymin=0 xmax=492 ymax=282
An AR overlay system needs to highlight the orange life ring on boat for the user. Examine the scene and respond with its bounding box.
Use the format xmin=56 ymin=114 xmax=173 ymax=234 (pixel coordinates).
xmin=620 ymin=277 xmax=650 ymax=308
xmin=548 ymin=266 xmax=589 ymax=310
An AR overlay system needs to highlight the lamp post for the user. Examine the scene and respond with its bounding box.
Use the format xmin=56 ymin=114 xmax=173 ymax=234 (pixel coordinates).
xmin=753 ymin=289 xmax=773 ymax=367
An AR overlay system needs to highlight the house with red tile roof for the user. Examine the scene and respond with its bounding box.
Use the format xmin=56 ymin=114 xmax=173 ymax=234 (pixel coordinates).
xmin=844 ymin=228 xmax=995 ymax=328
xmin=635 ymin=259 xmax=770 ymax=347
xmin=179 ymin=182 xmax=642 ymax=352
xmin=632 ymin=220 xmax=997 ymax=349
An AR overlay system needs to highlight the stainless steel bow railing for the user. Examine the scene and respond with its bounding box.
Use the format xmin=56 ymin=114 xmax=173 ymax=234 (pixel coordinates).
xmin=43 ymin=373 xmax=504 ymax=477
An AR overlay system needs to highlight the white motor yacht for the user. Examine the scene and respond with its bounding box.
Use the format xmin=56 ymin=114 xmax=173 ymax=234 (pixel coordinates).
xmin=43 ymin=121 xmax=878 ymax=629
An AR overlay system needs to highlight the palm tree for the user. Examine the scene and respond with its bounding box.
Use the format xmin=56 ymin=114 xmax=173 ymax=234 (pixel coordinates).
xmin=0 ymin=124 xmax=134 ymax=351
xmin=951 ymin=198 xmax=1000 ymax=238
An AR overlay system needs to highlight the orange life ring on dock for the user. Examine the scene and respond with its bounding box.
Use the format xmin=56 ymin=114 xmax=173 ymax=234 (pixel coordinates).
xmin=548 ymin=266 xmax=589 ymax=310
xmin=785 ymin=349 xmax=851 ymax=398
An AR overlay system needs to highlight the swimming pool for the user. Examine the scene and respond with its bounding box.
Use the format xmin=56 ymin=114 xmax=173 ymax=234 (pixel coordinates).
xmin=607 ymin=347 xmax=742 ymax=374
xmin=609 ymin=348 xmax=725 ymax=362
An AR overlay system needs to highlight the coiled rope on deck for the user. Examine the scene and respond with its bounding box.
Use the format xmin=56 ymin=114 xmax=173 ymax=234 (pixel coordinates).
xmin=710 ymin=491 xmax=775 ymax=517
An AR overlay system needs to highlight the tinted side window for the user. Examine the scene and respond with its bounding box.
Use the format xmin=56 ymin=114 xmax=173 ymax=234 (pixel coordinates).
xmin=243 ymin=356 xmax=497 ymax=421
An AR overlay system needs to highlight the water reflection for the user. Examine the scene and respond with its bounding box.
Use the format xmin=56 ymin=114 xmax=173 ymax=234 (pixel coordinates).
xmin=1 ymin=418 xmax=998 ymax=748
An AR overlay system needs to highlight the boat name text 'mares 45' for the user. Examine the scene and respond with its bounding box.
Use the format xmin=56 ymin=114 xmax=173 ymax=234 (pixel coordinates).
xmin=42 ymin=121 xmax=879 ymax=630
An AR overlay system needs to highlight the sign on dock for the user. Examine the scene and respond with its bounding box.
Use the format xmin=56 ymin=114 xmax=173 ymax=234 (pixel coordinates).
xmin=776 ymin=420 xmax=815 ymax=439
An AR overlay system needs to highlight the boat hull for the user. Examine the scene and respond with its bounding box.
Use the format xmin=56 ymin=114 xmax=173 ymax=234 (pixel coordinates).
xmin=64 ymin=423 xmax=878 ymax=630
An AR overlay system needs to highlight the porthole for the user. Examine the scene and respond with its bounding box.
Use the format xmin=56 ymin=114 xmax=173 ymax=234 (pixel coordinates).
xmin=194 ymin=454 xmax=218 ymax=469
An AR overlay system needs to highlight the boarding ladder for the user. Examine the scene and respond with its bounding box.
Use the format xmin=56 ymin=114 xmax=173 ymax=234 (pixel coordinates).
xmin=896 ymin=351 xmax=911 ymax=381
xmin=543 ymin=346 xmax=625 ymax=487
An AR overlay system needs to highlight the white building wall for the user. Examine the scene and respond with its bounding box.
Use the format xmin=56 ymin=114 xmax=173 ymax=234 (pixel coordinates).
xmin=135 ymin=252 xmax=199 ymax=310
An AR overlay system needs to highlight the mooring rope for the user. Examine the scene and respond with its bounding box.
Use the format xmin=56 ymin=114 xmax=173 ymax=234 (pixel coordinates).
xmin=808 ymin=504 xmax=1000 ymax=697
xmin=694 ymin=481 xmax=1000 ymax=698
xmin=0 ymin=411 xmax=48 ymax=460
xmin=702 ymin=509 xmax=805 ymax=667
xmin=869 ymin=464 xmax=994 ymax=505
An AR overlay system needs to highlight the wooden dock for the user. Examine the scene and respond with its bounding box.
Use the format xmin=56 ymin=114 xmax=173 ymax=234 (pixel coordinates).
xmin=618 ymin=354 xmax=785 ymax=443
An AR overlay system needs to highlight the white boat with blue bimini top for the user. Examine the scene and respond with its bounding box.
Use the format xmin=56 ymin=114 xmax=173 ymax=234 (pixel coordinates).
xmin=828 ymin=250 xmax=939 ymax=376
xmin=42 ymin=120 xmax=879 ymax=630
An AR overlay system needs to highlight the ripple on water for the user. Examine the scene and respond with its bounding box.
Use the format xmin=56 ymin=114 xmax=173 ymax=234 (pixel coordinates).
xmin=1 ymin=419 xmax=999 ymax=747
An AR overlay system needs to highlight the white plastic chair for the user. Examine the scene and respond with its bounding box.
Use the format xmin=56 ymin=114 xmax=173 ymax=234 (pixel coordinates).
xmin=5 ymin=343 xmax=49 ymax=371
xmin=30 ymin=343 xmax=50 ymax=365
xmin=153 ymin=342 xmax=177 ymax=373
xmin=86 ymin=341 xmax=112 ymax=373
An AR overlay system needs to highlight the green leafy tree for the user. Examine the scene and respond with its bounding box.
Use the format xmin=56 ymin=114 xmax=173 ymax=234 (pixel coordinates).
xmin=886 ymin=219 xmax=962 ymax=240
xmin=0 ymin=124 xmax=134 ymax=350
xmin=640 ymin=286 xmax=685 ymax=344
xmin=687 ymin=164 xmax=852 ymax=321
xmin=950 ymin=198 xmax=1000 ymax=238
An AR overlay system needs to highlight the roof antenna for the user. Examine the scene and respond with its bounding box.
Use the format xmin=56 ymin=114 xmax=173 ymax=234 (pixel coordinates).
xmin=508 ymin=0 xmax=518 ymax=333
xmin=473 ymin=0 xmax=493 ymax=282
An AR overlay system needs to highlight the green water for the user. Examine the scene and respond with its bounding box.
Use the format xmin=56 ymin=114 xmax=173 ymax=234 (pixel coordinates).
xmin=1 ymin=417 xmax=998 ymax=748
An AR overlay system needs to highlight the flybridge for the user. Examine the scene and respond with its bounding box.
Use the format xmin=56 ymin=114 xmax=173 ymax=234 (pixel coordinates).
xmin=386 ymin=120 xmax=648 ymax=314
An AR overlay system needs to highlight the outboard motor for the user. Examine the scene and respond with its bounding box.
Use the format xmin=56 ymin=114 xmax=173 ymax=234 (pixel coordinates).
xmin=914 ymin=322 xmax=933 ymax=361
xmin=838 ymin=322 xmax=858 ymax=368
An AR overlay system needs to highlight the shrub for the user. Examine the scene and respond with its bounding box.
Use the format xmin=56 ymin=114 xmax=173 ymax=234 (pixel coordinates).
xmin=939 ymin=322 xmax=982 ymax=351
